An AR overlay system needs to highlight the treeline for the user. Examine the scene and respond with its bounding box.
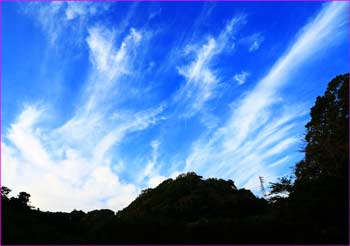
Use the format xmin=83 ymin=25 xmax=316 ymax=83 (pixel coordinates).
xmin=1 ymin=74 xmax=349 ymax=244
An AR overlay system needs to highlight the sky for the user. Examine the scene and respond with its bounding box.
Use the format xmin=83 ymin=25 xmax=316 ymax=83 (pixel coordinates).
xmin=1 ymin=2 xmax=349 ymax=212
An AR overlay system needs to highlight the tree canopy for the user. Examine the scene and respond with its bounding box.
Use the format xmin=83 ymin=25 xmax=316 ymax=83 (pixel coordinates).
xmin=295 ymin=73 xmax=349 ymax=181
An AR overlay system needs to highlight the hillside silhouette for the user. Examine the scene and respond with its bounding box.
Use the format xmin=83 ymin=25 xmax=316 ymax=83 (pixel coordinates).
xmin=119 ymin=173 xmax=267 ymax=221
xmin=1 ymin=73 xmax=349 ymax=244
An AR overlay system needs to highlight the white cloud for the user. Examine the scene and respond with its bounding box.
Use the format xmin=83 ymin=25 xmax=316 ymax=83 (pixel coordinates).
xmin=240 ymin=32 xmax=264 ymax=52
xmin=148 ymin=8 xmax=162 ymax=21
xmin=1 ymin=24 xmax=164 ymax=212
xmin=249 ymin=41 xmax=260 ymax=52
xmin=249 ymin=35 xmax=264 ymax=52
xmin=1 ymin=103 xmax=148 ymax=212
xmin=233 ymin=71 xmax=250 ymax=85
xmin=65 ymin=2 xmax=109 ymax=21
xmin=147 ymin=175 xmax=167 ymax=189
xmin=7 ymin=106 xmax=52 ymax=169
xmin=86 ymin=26 xmax=141 ymax=76
xmin=57 ymin=26 xmax=145 ymax=144
xmin=184 ymin=2 xmax=348 ymax=191
xmin=175 ymin=16 xmax=246 ymax=117
xmin=22 ymin=2 xmax=110 ymax=45
xmin=143 ymin=140 xmax=160 ymax=177
xmin=268 ymin=156 xmax=290 ymax=168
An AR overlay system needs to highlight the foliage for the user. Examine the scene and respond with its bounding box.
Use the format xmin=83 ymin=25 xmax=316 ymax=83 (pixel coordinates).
xmin=269 ymin=176 xmax=293 ymax=194
xmin=295 ymin=73 xmax=349 ymax=181
xmin=118 ymin=172 xmax=266 ymax=223
xmin=1 ymin=186 xmax=11 ymax=200
xmin=268 ymin=176 xmax=293 ymax=201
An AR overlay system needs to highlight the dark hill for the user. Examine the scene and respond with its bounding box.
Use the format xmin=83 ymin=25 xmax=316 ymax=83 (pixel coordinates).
xmin=1 ymin=173 xmax=273 ymax=244
xmin=85 ymin=173 xmax=272 ymax=244
xmin=118 ymin=172 xmax=267 ymax=223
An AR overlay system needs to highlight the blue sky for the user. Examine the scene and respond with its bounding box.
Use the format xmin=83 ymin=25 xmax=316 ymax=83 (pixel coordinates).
xmin=2 ymin=2 xmax=349 ymax=212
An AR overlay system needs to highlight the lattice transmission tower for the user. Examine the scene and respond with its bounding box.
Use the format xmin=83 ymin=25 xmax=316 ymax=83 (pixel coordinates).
xmin=259 ymin=176 xmax=266 ymax=197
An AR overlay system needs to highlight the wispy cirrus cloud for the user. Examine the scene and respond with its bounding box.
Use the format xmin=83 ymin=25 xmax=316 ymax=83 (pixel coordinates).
xmin=239 ymin=32 xmax=264 ymax=52
xmin=184 ymin=2 xmax=348 ymax=193
xmin=22 ymin=2 xmax=110 ymax=45
xmin=249 ymin=33 xmax=264 ymax=52
xmin=3 ymin=105 xmax=136 ymax=212
xmin=233 ymin=71 xmax=250 ymax=85
xmin=175 ymin=16 xmax=246 ymax=117
xmin=2 ymin=21 xmax=165 ymax=211
xmin=65 ymin=2 xmax=110 ymax=21
xmin=140 ymin=140 xmax=169 ymax=188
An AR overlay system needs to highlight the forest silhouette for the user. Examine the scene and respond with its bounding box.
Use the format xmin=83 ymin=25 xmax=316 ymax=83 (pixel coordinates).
xmin=1 ymin=74 xmax=349 ymax=244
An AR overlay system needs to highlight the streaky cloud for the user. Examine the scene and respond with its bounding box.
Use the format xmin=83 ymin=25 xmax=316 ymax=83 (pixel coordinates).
xmin=184 ymin=2 xmax=348 ymax=193
xmin=175 ymin=15 xmax=246 ymax=118
xmin=1 ymin=23 xmax=165 ymax=212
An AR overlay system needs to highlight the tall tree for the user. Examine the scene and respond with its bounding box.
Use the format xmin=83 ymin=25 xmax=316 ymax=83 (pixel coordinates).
xmin=290 ymin=74 xmax=349 ymax=243
xmin=295 ymin=73 xmax=349 ymax=181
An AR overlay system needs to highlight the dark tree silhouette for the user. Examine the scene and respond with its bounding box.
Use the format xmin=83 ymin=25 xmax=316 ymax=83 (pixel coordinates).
xmin=271 ymin=73 xmax=349 ymax=244
xmin=269 ymin=176 xmax=293 ymax=195
xmin=295 ymin=73 xmax=349 ymax=181
xmin=17 ymin=192 xmax=31 ymax=207
xmin=1 ymin=186 xmax=11 ymax=200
